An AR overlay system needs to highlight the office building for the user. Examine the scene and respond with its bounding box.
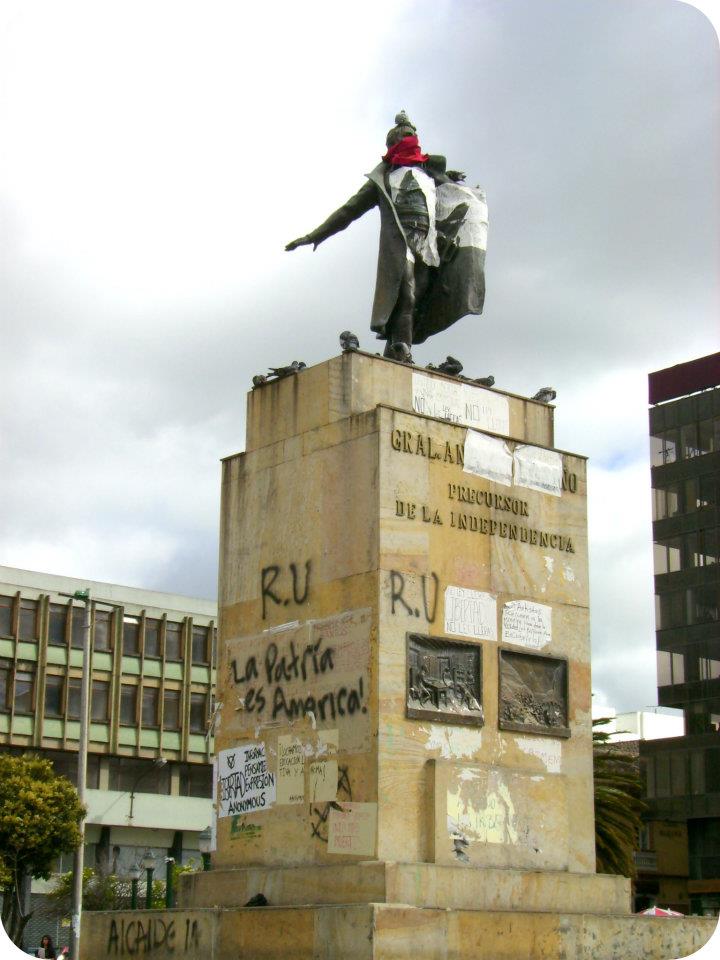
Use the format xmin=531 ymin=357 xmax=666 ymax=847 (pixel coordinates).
xmin=642 ymin=352 xmax=720 ymax=914
xmin=0 ymin=565 xmax=217 ymax=943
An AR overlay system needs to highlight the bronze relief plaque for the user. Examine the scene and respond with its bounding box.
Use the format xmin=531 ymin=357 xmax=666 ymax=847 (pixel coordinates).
xmin=406 ymin=633 xmax=483 ymax=726
xmin=498 ymin=649 xmax=570 ymax=738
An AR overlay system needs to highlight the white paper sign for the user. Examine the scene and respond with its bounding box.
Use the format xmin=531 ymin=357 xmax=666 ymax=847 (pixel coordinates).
xmin=445 ymin=586 xmax=497 ymax=641
xmin=463 ymin=431 xmax=513 ymax=486
xmin=513 ymin=445 xmax=562 ymax=497
xmin=502 ymin=600 xmax=552 ymax=650
xmin=217 ymin=742 xmax=276 ymax=817
xmin=412 ymin=373 xmax=509 ymax=434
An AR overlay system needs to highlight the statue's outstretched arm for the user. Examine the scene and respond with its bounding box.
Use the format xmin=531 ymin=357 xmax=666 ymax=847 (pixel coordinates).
xmin=286 ymin=181 xmax=378 ymax=252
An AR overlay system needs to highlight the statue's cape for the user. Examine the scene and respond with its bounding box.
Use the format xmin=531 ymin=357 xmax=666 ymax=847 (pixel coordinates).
xmin=412 ymin=181 xmax=488 ymax=344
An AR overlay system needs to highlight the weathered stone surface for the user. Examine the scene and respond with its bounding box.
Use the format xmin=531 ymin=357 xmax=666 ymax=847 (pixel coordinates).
xmin=179 ymin=860 xmax=630 ymax=916
xmin=81 ymin=904 xmax=717 ymax=960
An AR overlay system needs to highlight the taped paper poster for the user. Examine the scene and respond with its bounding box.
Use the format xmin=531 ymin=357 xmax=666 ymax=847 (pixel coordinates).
xmin=463 ymin=431 xmax=513 ymax=486
xmin=502 ymin=600 xmax=552 ymax=650
xmin=217 ymin=742 xmax=276 ymax=817
xmin=513 ymin=445 xmax=562 ymax=497
xmin=445 ymin=586 xmax=497 ymax=641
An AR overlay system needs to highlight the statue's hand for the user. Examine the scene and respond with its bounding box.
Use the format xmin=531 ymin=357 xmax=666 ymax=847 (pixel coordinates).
xmin=448 ymin=170 xmax=466 ymax=182
xmin=285 ymin=236 xmax=313 ymax=251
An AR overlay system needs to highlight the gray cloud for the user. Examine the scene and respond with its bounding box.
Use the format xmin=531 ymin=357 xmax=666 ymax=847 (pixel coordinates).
xmin=1 ymin=0 xmax=718 ymax=711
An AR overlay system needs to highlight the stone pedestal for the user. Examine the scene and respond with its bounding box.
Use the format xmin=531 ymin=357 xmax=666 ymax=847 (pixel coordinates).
xmin=82 ymin=352 xmax=717 ymax=959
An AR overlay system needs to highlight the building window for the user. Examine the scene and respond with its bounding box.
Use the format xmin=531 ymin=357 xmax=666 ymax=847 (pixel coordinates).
xmin=18 ymin=600 xmax=38 ymax=641
xmin=14 ymin=671 xmax=34 ymax=713
xmin=144 ymin=618 xmax=161 ymax=658
xmin=699 ymin=657 xmax=720 ymax=681
xmin=165 ymin=621 xmax=183 ymax=661
xmin=48 ymin=603 xmax=68 ymax=645
xmin=189 ymin=692 xmax=207 ymax=733
xmin=108 ymin=756 xmax=170 ymax=794
xmin=71 ymin=606 xmax=87 ymax=649
xmin=123 ymin=617 xmax=140 ymax=655
xmin=142 ymin=687 xmax=159 ymax=727
xmin=44 ymin=675 xmax=64 ymax=716
xmin=657 ymin=591 xmax=685 ymax=630
xmin=652 ymin=483 xmax=681 ymax=521
xmin=0 ymin=663 xmax=9 ymax=710
xmin=651 ymin=429 xmax=678 ymax=466
xmin=211 ymin=627 xmax=217 ymax=665
xmin=94 ymin=610 xmax=112 ymax=652
xmin=657 ymin=650 xmax=684 ymax=687
xmin=120 ymin=684 xmax=138 ymax=725
xmin=162 ymin=689 xmax=180 ymax=730
xmin=192 ymin=626 xmax=209 ymax=665
xmin=91 ymin=679 xmax=110 ymax=722
xmin=46 ymin=750 xmax=100 ymax=789
xmin=0 ymin=596 xmax=13 ymax=636
xmin=178 ymin=762 xmax=213 ymax=798
xmin=67 ymin=677 xmax=82 ymax=719
xmin=687 ymin=585 xmax=719 ymax=625
xmin=654 ymin=538 xmax=682 ymax=575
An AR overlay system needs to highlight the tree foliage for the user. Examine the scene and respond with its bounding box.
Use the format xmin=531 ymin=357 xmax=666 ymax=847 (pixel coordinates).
xmin=49 ymin=860 xmax=201 ymax=914
xmin=593 ymin=717 xmax=647 ymax=876
xmin=0 ymin=753 xmax=85 ymax=946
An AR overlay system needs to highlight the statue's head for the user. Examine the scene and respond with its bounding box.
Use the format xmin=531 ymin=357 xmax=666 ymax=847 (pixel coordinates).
xmin=385 ymin=110 xmax=417 ymax=148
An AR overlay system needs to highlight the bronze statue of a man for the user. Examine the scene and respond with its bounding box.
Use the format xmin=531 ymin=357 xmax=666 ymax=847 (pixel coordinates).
xmin=286 ymin=112 xmax=488 ymax=362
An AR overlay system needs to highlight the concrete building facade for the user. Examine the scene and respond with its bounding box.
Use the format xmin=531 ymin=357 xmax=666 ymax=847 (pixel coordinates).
xmin=0 ymin=566 xmax=217 ymax=945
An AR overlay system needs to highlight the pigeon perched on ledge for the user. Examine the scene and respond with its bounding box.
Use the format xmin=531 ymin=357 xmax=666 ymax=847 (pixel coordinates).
xmin=473 ymin=375 xmax=495 ymax=387
xmin=268 ymin=361 xmax=307 ymax=379
xmin=252 ymin=361 xmax=307 ymax=388
xmin=427 ymin=356 xmax=463 ymax=377
xmin=339 ymin=330 xmax=360 ymax=351
xmin=532 ymin=387 xmax=557 ymax=404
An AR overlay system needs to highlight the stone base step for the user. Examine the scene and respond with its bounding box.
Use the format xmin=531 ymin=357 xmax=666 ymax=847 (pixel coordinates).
xmin=82 ymin=904 xmax=717 ymax=960
xmin=178 ymin=859 xmax=631 ymax=916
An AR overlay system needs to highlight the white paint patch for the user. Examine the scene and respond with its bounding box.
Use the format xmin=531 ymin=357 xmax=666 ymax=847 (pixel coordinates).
xmin=514 ymin=445 xmax=563 ymax=496
xmin=502 ymin=600 xmax=552 ymax=650
xmin=463 ymin=430 xmax=513 ymax=486
xmin=562 ymin=564 xmax=576 ymax=582
xmin=447 ymin=784 xmax=518 ymax=845
xmin=515 ymin=737 xmax=562 ymax=773
xmin=543 ymin=556 xmax=555 ymax=575
xmin=458 ymin=767 xmax=481 ymax=782
xmin=412 ymin=372 xmax=509 ymax=434
xmin=445 ymin=585 xmax=497 ymax=640
xmin=421 ymin=724 xmax=482 ymax=759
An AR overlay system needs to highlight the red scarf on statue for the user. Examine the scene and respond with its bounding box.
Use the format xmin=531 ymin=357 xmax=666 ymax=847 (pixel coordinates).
xmin=383 ymin=135 xmax=428 ymax=166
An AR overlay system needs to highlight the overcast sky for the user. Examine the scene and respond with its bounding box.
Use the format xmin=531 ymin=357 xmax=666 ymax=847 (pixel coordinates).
xmin=1 ymin=0 xmax=718 ymax=713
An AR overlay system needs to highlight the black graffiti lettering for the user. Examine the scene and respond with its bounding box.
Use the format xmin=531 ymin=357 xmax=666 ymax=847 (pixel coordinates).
xmin=310 ymin=766 xmax=353 ymax=842
xmin=261 ymin=565 xmax=282 ymax=619
xmin=232 ymin=655 xmax=258 ymax=683
xmin=107 ymin=919 xmax=120 ymax=955
xmin=290 ymin=560 xmax=312 ymax=604
xmin=422 ymin=573 xmax=440 ymax=623
xmin=390 ymin=570 xmax=413 ymax=616
xmin=184 ymin=918 xmax=200 ymax=951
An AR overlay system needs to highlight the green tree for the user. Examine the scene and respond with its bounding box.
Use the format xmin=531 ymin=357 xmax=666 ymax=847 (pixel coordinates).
xmin=0 ymin=753 xmax=85 ymax=946
xmin=593 ymin=717 xmax=647 ymax=876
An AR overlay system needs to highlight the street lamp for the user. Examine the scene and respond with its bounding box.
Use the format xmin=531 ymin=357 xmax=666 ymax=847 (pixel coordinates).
xmin=128 ymin=864 xmax=141 ymax=910
xmin=129 ymin=757 xmax=168 ymax=821
xmin=198 ymin=826 xmax=212 ymax=871
xmin=141 ymin=849 xmax=155 ymax=909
